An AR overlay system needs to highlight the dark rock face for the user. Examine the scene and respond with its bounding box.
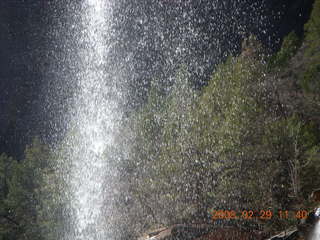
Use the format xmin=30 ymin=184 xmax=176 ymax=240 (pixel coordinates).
xmin=139 ymin=225 xmax=264 ymax=240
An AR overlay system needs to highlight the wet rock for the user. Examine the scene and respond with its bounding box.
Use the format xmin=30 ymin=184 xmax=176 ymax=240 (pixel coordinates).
xmin=138 ymin=224 xmax=213 ymax=240
xmin=310 ymin=189 xmax=320 ymax=203
xmin=298 ymin=206 xmax=320 ymax=239
xmin=138 ymin=227 xmax=171 ymax=240
xmin=138 ymin=225 xmax=265 ymax=240
xmin=266 ymin=229 xmax=300 ymax=240
xmin=268 ymin=206 xmax=320 ymax=240
xmin=194 ymin=227 xmax=264 ymax=240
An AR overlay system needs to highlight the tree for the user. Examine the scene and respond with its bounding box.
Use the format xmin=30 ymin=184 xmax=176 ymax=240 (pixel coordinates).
xmin=4 ymin=138 xmax=50 ymax=240
xmin=192 ymin=51 xmax=281 ymax=217
xmin=0 ymin=154 xmax=17 ymax=240
xmin=304 ymin=0 xmax=320 ymax=47
xmin=268 ymin=31 xmax=301 ymax=69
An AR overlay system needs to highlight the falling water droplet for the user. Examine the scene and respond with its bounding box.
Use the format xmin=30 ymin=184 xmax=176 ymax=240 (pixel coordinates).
xmin=55 ymin=1 xmax=121 ymax=239
xmin=310 ymin=221 xmax=320 ymax=240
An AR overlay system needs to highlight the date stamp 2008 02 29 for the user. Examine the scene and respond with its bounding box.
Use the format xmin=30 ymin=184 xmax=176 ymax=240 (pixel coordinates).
xmin=210 ymin=209 xmax=309 ymax=221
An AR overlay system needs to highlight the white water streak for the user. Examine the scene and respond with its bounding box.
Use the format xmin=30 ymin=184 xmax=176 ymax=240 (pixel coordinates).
xmin=310 ymin=221 xmax=320 ymax=240
xmin=62 ymin=1 xmax=118 ymax=239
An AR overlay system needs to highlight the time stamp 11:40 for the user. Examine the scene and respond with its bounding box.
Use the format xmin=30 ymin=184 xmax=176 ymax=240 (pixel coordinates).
xmin=211 ymin=210 xmax=309 ymax=221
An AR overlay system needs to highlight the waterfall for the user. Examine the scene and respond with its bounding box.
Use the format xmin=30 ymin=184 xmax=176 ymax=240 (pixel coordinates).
xmin=309 ymin=209 xmax=320 ymax=240
xmin=55 ymin=0 xmax=120 ymax=239
xmin=310 ymin=221 xmax=320 ymax=240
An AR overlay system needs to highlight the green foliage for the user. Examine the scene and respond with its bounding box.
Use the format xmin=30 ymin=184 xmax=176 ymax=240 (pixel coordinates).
xmin=35 ymin=149 xmax=66 ymax=240
xmin=4 ymin=138 xmax=50 ymax=240
xmin=194 ymin=55 xmax=278 ymax=213
xmin=296 ymin=0 xmax=320 ymax=108
xmin=0 ymin=154 xmax=15 ymax=240
xmin=3 ymin=4 xmax=320 ymax=236
xmin=268 ymin=31 xmax=301 ymax=69
xmin=298 ymin=121 xmax=320 ymax=198
xmin=302 ymin=0 xmax=320 ymax=87
xmin=0 ymin=138 xmax=62 ymax=240
xmin=304 ymin=0 xmax=320 ymax=47
xmin=0 ymin=154 xmax=12 ymax=211
xmin=118 ymin=78 xmax=169 ymax=228
xmin=123 ymin=32 xmax=320 ymax=234
xmin=299 ymin=60 xmax=320 ymax=93
xmin=301 ymin=146 xmax=320 ymax=197
xmin=155 ymin=66 xmax=200 ymax=222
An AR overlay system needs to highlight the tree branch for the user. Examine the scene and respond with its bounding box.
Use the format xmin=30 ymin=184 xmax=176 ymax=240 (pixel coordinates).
xmin=0 ymin=214 xmax=20 ymax=226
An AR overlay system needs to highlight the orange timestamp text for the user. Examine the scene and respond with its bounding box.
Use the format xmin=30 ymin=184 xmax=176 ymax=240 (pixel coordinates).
xmin=210 ymin=210 xmax=309 ymax=221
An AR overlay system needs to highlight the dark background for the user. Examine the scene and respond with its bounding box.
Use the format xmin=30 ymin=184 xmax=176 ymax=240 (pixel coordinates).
xmin=0 ymin=0 xmax=315 ymax=159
